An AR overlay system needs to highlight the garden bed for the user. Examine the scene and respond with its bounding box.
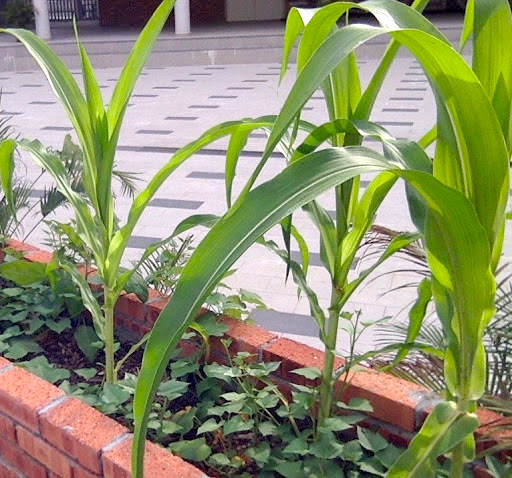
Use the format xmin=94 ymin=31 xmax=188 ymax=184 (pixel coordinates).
xmin=0 ymin=238 xmax=509 ymax=477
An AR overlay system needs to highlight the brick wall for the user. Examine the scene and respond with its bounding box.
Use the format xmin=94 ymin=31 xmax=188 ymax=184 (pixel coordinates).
xmin=98 ymin=0 xmax=225 ymax=27
xmin=0 ymin=238 xmax=510 ymax=477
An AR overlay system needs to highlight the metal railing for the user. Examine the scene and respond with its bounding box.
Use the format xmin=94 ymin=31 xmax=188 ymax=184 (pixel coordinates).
xmin=48 ymin=0 xmax=98 ymax=21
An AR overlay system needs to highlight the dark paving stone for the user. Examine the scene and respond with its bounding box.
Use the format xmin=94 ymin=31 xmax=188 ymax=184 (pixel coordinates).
xmin=21 ymin=84 xmax=43 ymax=87
xmin=209 ymin=95 xmax=237 ymax=99
xmin=29 ymin=101 xmax=56 ymax=105
xmin=0 ymin=77 xmax=9 ymax=80
xmin=188 ymin=105 xmax=219 ymax=109
xmin=405 ymin=72 xmax=425 ymax=76
xmin=148 ymin=198 xmax=203 ymax=209
xmin=187 ymin=171 xmax=225 ymax=180
xmin=242 ymin=79 xmax=268 ymax=83
xmin=303 ymin=106 xmax=314 ymax=111
xmin=396 ymin=87 xmax=427 ymax=91
xmin=118 ymin=145 xmax=281 ymax=158
xmin=382 ymin=108 xmax=419 ymax=112
xmin=99 ymin=85 xmax=109 ymax=89
xmin=136 ymin=129 xmax=173 ymax=135
xmin=311 ymin=97 xmax=324 ymax=100
xmin=389 ymin=97 xmax=423 ymax=101
xmin=249 ymin=133 xmax=267 ymax=138
xmin=16 ymin=72 xmax=33 ymax=74
xmin=0 ymin=92 xmax=15 ymax=95
xmin=128 ymin=235 xmax=161 ymax=249
xmin=267 ymin=66 xmax=282 ymax=70
xmin=256 ymin=73 xmax=279 ymax=76
xmin=204 ymin=66 xmax=226 ymax=70
xmin=409 ymin=65 xmax=424 ymax=70
xmin=0 ymin=111 xmax=22 ymax=116
xmin=132 ymin=94 xmax=158 ymax=98
xmin=107 ymin=79 xmax=117 ymax=82
xmin=252 ymin=309 xmax=319 ymax=337
xmin=377 ymin=121 xmax=414 ymax=126
xmin=227 ymin=87 xmax=254 ymax=90
xmin=29 ymin=189 xmax=45 ymax=198
xmin=173 ymin=79 xmax=196 ymax=82
xmin=165 ymin=116 xmax=198 ymax=121
xmin=190 ymin=73 xmax=213 ymax=76
xmin=401 ymin=79 xmax=429 ymax=83
xmin=146 ymin=67 xmax=166 ymax=70
xmin=41 ymin=126 xmax=73 ymax=131
xmin=153 ymin=86 xmax=179 ymax=90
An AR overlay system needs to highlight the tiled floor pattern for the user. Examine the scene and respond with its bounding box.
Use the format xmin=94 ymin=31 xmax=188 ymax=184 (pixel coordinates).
xmin=2 ymin=51 xmax=508 ymax=354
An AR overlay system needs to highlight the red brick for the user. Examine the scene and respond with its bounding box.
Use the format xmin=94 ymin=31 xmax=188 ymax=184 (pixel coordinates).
xmin=262 ymin=337 xmax=343 ymax=384
xmin=0 ymin=435 xmax=47 ymax=477
xmin=5 ymin=239 xmax=37 ymax=255
xmin=0 ymin=458 xmax=25 ymax=478
xmin=145 ymin=297 xmax=169 ymax=324
xmin=0 ymin=357 xmax=11 ymax=370
xmin=0 ymin=367 xmax=64 ymax=431
xmin=0 ymin=412 xmax=16 ymax=442
xmin=103 ymin=437 xmax=204 ymax=478
xmin=25 ymin=249 xmax=54 ymax=264
xmin=16 ymin=426 xmax=73 ymax=478
xmin=340 ymin=368 xmax=428 ymax=432
xmin=212 ymin=316 xmax=277 ymax=360
xmin=115 ymin=294 xmax=144 ymax=321
xmin=72 ymin=464 xmax=102 ymax=478
xmin=40 ymin=398 xmax=128 ymax=474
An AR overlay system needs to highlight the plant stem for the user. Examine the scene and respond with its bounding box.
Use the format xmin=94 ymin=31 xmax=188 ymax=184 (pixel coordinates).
xmin=104 ymin=287 xmax=116 ymax=384
xmin=318 ymin=285 xmax=343 ymax=428
xmin=449 ymin=398 xmax=471 ymax=478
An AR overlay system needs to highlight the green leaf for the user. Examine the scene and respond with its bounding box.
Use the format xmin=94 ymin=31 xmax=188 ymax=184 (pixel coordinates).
xmin=208 ymin=453 xmax=231 ymax=466
xmin=246 ymin=442 xmax=271 ymax=467
xmin=75 ymin=368 xmax=98 ymax=379
xmin=357 ymin=427 xmax=389 ymax=453
xmin=223 ymin=416 xmax=254 ymax=436
xmin=74 ymin=325 xmax=102 ymax=363
xmin=258 ymin=421 xmax=277 ymax=437
xmin=0 ymin=260 xmax=47 ymax=286
xmin=337 ymin=397 xmax=373 ymax=413
xmin=388 ymin=401 xmax=479 ymax=478
xmin=5 ymin=337 xmax=42 ymax=359
xmin=124 ymin=271 xmax=148 ymax=303
xmin=168 ymin=437 xmax=212 ymax=462
xmin=45 ymin=318 xmax=71 ymax=334
xmin=156 ymin=380 xmax=188 ymax=401
xmin=21 ymin=356 xmax=70 ymax=384
xmin=161 ymin=420 xmax=183 ymax=435
xmin=291 ymin=367 xmax=322 ymax=380
xmin=197 ymin=418 xmax=222 ymax=435
xmin=101 ymin=383 xmax=131 ymax=406
xmin=0 ymin=139 xmax=16 ymax=212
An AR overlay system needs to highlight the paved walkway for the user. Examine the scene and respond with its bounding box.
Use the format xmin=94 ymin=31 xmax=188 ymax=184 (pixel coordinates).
xmin=2 ymin=16 xmax=508 ymax=355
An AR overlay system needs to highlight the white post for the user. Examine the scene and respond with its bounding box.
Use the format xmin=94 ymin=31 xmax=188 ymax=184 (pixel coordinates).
xmin=174 ymin=0 xmax=190 ymax=35
xmin=33 ymin=0 xmax=51 ymax=40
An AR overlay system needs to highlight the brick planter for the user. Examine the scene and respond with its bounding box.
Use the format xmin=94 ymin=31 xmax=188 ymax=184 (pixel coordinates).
xmin=0 ymin=238 xmax=510 ymax=477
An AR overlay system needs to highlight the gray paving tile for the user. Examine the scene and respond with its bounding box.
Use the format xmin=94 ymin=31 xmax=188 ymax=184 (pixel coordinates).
xmin=311 ymin=97 xmax=324 ymax=100
xmin=190 ymin=73 xmax=213 ymax=76
xmin=0 ymin=111 xmax=23 ymax=116
xmin=41 ymin=126 xmax=73 ymax=131
xmin=29 ymin=189 xmax=45 ymax=198
xmin=149 ymin=198 xmax=203 ymax=209
xmin=249 ymin=133 xmax=267 ymax=138
xmin=405 ymin=72 xmax=425 ymax=76
xmin=209 ymin=95 xmax=237 ymax=99
xmin=188 ymin=105 xmax=220 ymax=109
xmin=173 ymin=79 xmax=196 ymax=82
xmin=377 ymin=121 xmax=414 ymax=126
xmin=389 ymin=97 xmax=423 ymax=101
xmin=382 ymin=108 xmax=419 ymax=112
xmin=146 ymin=67 xmax=166 ymax=70
xmin=128 ymin=235 xmax=161 ymax=249
xmin=243 ymin=79 xmax=268 ymax=83
xmin=303 ymin=106 xmax=314 ymax=111
xmin=252 ymin=309 xmax=319 ymax=337
xmin=153 ymin=86 xmax=179 ymax=90
xmin=132 ymin=94 xmax=158 ymax=98
xmin=256 ymin=73 xmax=279 ymax=76
xmin=227 ymin=87 xmax=254 ymax=90
xmin=187 ymin=171 xmax=225 ymax=180
xmin=16 ymin=72 xmax=33 ymax=74
xmin=204 ymin=66 xmax=226 ymax=70
xmin=401 ymin=79 xmax=429 ymax=83
xmin=0 ymin=92 xmax=15 ymax=95
xmin=136 ymin=129 xmax=173 ymax=135
xmin=396 ymin=87 xmax=427 ymax=91
xmin=29 ymin=101 xmax=56 ymax=105
xmin=21 ymin=84 xmax=43 ymax=88
xmin=165 ymin=116 xmax=198 ymax=121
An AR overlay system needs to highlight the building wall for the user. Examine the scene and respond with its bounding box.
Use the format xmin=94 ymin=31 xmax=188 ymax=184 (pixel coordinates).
xmin=98 ymin=0 xmax=225 ymax=27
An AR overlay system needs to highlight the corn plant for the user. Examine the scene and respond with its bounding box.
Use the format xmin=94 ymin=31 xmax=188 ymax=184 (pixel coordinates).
xmin=132 ymin=1 xmax=510 ymax=477
xmin=0 ymin=0 xmax=294 ymax=384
